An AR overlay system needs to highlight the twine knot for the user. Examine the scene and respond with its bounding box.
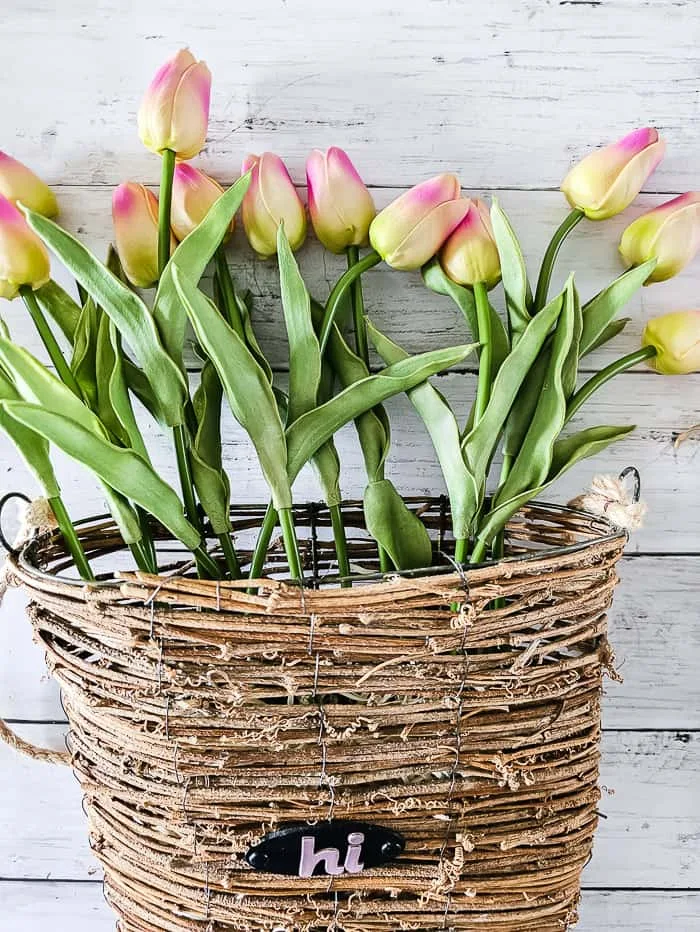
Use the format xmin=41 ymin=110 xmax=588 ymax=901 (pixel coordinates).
xmin=569 ymin=474 xmax=646 ymax=531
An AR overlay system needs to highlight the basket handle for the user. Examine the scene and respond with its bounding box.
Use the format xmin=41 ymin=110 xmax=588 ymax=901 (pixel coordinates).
xmin=0 ymin=717 xmax=70 ymax=766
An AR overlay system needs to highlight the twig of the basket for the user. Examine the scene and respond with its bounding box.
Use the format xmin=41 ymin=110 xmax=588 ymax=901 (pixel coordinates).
xmin=0 ymin=716 xmax=70 ymax=765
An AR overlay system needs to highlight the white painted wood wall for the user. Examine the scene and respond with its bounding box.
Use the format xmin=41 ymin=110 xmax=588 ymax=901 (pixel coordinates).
xmin=1 ymin=0 xmax=699 ymax=928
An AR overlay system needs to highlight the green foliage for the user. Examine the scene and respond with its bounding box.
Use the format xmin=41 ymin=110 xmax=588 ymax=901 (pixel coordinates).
xmin=190 ymin=362 xmax=231 ymax=535
xmin=154 ymin=173 xmax=252 ymax=370
xmin=25 ymin=207 xmax=189 ymax=427
xmin=490 ymin=198 xmax=532 ymax=339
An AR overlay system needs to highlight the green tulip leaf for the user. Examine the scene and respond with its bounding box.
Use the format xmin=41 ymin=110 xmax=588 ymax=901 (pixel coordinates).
xmin=580 ymin=259 xmax=656 ymax=356
xmin=583 ymin=317 xmax=631 ymax=356
xmin=561 ymin=277 xmax=583 ymax=400
xmin=278 ymin=225 xmax=321 ymax=423
xmin=364 ymin=479 xmax=434 ymax=570
xmin=173 ymin=266 xmax=292 ymax=511
xmin=34 ymin=280 xmax=82 ymax=343
xmin=154 ymin=173 xmax=252 ymax=370
xmin=286 ymin=343 xmax=477 ymax=482
xmin=367 ymin=320 xmax=478 ymax=540
xmin=462 ymin=290 xmax=564 ymax=483
xmin=190 ymin=361 xmax=231 ymax=535
xmin=495 ymin=275 xmax=576 ymax=506
xmin=2 ymin=401 xmax=199 ymax=550
xmin=70 ymin=295 xmax=101 ymax=410
xmin=0 ymin=369 xmax=60 ymax=498
xmin=24 ymin=206 xmax=188 ymax=427
xmin=476 ymin=424 xmax=635 ymax=548
xmin=490 ymin=198 xmax=533 ymax=339
xmin=422 ymin=258 xmax=510 ymax=378
xmin=95 ymin=317 xmax=150 ymax=459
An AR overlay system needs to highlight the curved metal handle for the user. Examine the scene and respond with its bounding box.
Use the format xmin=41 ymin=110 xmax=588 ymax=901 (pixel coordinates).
xmin=618 ymin=466 xmax=642 ymax=503
xmin=0 ymin=491 xmax=31 ymax=556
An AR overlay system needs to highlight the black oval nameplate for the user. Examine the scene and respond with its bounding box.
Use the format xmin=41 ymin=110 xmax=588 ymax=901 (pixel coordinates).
xmin=246 ymin=820 xmax=405 ymax=877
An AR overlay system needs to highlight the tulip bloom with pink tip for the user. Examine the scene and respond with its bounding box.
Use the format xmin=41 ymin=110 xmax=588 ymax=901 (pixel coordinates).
xmin=619 ymin=192 xmax=700 ymax=283
xmin=112 ymin=183 xmax=175 ymax=288
xmin=0 ymin=195 xmax=51 ymax=299
xmin=369 ymin=174 xmax=470 ymax=271
xmin=306 ymin=147 xmax=376 ymax=253
xmin=137 ymin=49 xmax=211 ymax=160
xmin=440 ymin=198 xmax=501 ymax=289
xmin=561 ymin=128 xmax=665 ymax=221
xmin=241 ymin=153 xmax=307 ymax=258
xmin=642 ymin=309 xmax=700 ymax=375
xmin=0 ymin=152 xmax=58 ymax=218
xmin=171 ymin=163 xmax=229 ymax=242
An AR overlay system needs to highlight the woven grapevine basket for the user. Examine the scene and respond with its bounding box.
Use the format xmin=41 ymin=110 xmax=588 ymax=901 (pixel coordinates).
xmin=4 ymin=497 xmax=626 ymax=931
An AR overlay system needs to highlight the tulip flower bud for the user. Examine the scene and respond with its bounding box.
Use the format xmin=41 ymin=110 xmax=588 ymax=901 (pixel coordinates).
xmin=439 ymin=198 xmax=501 ymax=289
xmin=0 ymin=196 xmax=50 ymax=299
xmin=241 ymin=153 xmax=306 ymax=258
xmin=619 ymin=192 xmax=700 ymax=284
xmin=0 ymin=152 xmax=58 ymax=218
xmin=306 ymin=147 xmax=376 ymax=253
xmin=642 ymin=310 xmax=700 ymax=375
xmin=112 ymin=183 xmax=175 ymax=288
xmin=171 ymin=163 xmax=229 ymax=241
xmin=137 ymin=49 xmax=212 ymax=160
xmin=369 ymin=174 xmax=470 ymax=271
xmin=561 ymin=128 xmax=665 ymax=221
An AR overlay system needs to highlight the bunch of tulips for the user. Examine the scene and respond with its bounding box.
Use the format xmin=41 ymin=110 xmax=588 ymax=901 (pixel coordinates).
xmin=0 ymin=48 xmax=698 ymax=585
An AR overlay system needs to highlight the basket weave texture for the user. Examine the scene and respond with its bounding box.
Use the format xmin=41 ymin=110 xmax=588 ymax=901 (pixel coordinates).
xmin=9 ymin=499 xmax=626 ymax=931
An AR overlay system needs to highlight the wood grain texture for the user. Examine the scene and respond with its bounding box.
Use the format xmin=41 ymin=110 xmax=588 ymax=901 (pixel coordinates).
xmin=3 ymin=884 xmax=698 ymax=931
xmin=1 ymin=725 xmax=698 ymax=889
xmin=4 ymin=187 xmax=700 ymax=371
xmin=1 ymin=0 xmax=699 ymax=926
xmin=3 ymin=0 xmax=700 ymax=190
xmin=3 ymin=558 xmax=699 ymax=729
xmin=0 ymin=370 xmax=696 ymax=554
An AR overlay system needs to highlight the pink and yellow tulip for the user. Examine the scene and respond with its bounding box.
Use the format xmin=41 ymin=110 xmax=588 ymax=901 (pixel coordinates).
xmin=0 ymin=195 xmax=50 ymax=299
xmin=171 ymin=163 xmax=229 ymax=242
xmin=306 ymin=147 xmax=376 ymax=253
xmin=137 ymin=49 xmax=211 ymax=160
xmin=619 ymin=192 xmax=700 ymax=283
xmin=369 ymin=174 xmax=470 ymax=271
xmin=112 ymin=183 xmax=174 ymax=288
xmin=241 ymin=153 xmax=306 ymax=258
xmin=642 ymin=310 xmax=700 ymax=375
xmin=440 ymin=198 xmax=501 ymax=289
xmin=561 ymin=128 xmax=665 ymax=221
xmin=0 ymin=152 xmax=58 ymax=218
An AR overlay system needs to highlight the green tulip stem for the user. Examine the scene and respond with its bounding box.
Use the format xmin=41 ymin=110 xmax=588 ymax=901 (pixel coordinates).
xmin=48 ymin=495 xmax=95 ymax=581
xmin=346 ymin=245 xmax=370 ymax=367
xmin=172 ymin=423 xmax=219 ymax=579
xmin=248 ymin=502 xmax=278 ymax=589
xmin=566 ymin=345 xmax=657 ymax=423
xmin=158 ymin=148 xmax=176 ymax=277
xmin=214 ymin=247 xmax=245 ymax=338
xmin=278 ymin=507 xmax=303 ymax=583
xmin=130 ymin=538 xmax=157 ymax=574
xmin=469 ymin=535 xmax=489 ymax=565
xmin=329 ymin=502 xmax=352 ymax=586
xmin=473 ymin=281 xmax=493 ymax=424
xmin=454 ymin=536 xmax=468 ymax=565
xmin=533 ymin=208 xmax=584 ymax=312
xmin=318 ymin=250 xmax=381 ymax=354
xmin=218 ymin=531 xmax=242 ymax=580
xmin=20 ymin=287 xmax=81 ymax=396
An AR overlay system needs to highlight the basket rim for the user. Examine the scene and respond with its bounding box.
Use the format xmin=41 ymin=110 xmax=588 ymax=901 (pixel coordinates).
xmin=12 ymin=498 xmax=628 ymax=594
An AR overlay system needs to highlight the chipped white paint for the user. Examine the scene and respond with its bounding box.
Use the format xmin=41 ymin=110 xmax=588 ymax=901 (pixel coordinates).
xmin=1 ymin=0 xmax=699 ymax=928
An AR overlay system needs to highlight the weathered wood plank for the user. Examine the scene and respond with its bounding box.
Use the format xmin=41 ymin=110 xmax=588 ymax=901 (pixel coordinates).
xmin=2 ymin=883 xmax=699 ymax=931
xmin=0 ymin=369 xmax=696 ymax=554
xmin=3 ymin=187 xmax=699 ymax=371
xmin=3 ymin=558 xmax=699 ymax=728
xmin=1 ymin=726 xmax=698 ymax=888
xmin=3 ymin=0 xmax=699 ymax=190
